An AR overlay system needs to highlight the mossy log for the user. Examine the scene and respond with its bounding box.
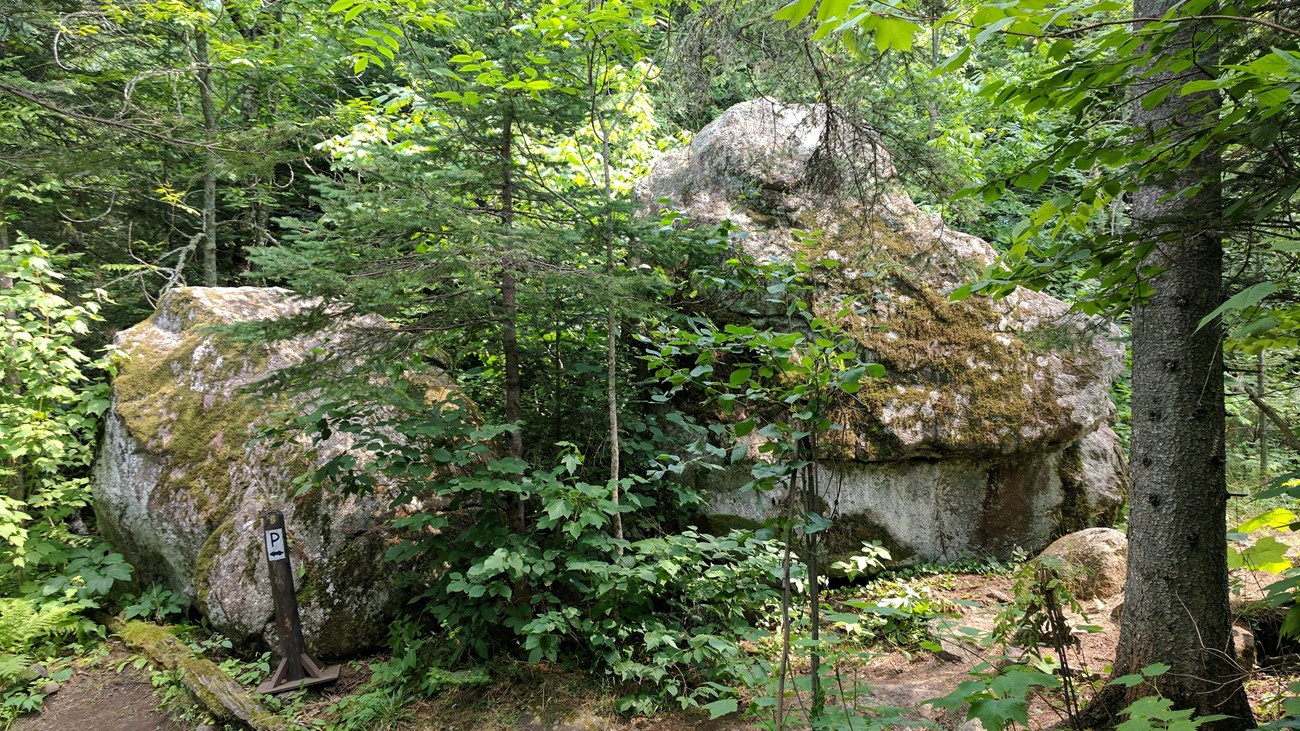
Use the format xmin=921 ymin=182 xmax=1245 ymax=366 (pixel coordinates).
xmin=111 ymin=618 xmax=289 ymax=731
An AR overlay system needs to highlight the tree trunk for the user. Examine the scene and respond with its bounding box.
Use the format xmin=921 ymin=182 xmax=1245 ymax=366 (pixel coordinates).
xmin=1084 ymin=4 xmax=1253 ymax=728
xmin=193 ymin=30 xmax=219 ymax=287
xmin=598 ymin=111 xmax=624 ymax=554
xmin=499 ymin=76 xmax=525 ymax=532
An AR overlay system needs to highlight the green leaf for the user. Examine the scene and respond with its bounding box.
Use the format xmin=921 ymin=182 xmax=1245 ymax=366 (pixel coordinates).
xmin=1197 ymin=282 xmax=1279 ymax=331
xmin=804 ymin=512 xmax=833 ymax=534
xmin=729 ymin=368 xmax=752 ymax=388
xmin=976 ymin=16 xmax=1016 ymax=45
xmin=1281 ymin=605 xmax=1300 ymax=639
xmin=875 ymin=17 xmax=920 ymax=52
xmin=839 ymin=365 xmax=866 ymax=393
xmin=1179 ymin=79 xmax=1221 ymax=96
xmin=702 ymin=698 xmax=737 ymax=719
xmin=968 ymin=698 xmax=1028 ymax=731
xmin=1140 ymin=662 xmax=1171 ymax=677
xmin=1140 ymin=84 xmax=1173 ymax=110
xmin=1230 ymin=536 xmax=1290 ymax=574
xmin=933 ymin=46 xmax=971 ymax=75
xmin=1254 ymin=86 xmax=1291 ymax=107
xmin=1047 ymin=39 xmax=1074 ymax=60
xmin=773 ymin=0 xmax=818 ymax=26
xmin=1239 ymin=508 xmax=1297 ymax=533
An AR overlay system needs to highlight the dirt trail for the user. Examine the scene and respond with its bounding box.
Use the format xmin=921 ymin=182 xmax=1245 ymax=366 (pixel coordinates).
xmin=12 ymin=652 xmax=187 ymax=731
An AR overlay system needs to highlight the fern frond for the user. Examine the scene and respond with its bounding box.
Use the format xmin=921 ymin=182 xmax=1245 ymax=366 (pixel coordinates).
xmin=0 ymin=652 xmax=32 ymax=686
xmin=0 ymin=598 xmax=80 ymax=654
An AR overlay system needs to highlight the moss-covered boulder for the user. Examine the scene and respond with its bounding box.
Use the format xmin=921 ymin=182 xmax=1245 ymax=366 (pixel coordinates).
xmin=637 ymin=100 xmax=1126 ymax=564
xmin=92 ymin=287 xmax=447 ymax=656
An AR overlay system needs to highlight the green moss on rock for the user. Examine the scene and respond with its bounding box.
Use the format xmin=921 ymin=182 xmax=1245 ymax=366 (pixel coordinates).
xmin=296 ymin=534 xmax=394 ymax=656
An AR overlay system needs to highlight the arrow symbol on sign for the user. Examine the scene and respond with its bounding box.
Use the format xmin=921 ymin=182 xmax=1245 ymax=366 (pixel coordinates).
xmin=266 ymin=528 xmax=287 ymax=562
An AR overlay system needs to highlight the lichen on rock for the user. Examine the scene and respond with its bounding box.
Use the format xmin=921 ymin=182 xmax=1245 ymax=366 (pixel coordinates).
xmin=637 ymin=100 xmax=1127 ymax=564
xmin=93 ymin=287 xmax=443 ymax=656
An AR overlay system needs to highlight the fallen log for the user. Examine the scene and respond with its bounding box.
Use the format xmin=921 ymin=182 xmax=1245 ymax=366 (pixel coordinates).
xmin=111 ymin=618 xmax=289 ymax=731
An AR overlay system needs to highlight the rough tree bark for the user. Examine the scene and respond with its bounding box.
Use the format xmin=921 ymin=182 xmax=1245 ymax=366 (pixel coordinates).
xmin=1083 ymin=3 xmax=1254 ymax=728
xmin=193 ymin=30 xmax=219 ymax=287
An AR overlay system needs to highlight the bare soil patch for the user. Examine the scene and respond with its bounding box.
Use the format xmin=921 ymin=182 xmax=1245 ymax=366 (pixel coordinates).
xmin=12 ymin=649 xmax=187 ymax=731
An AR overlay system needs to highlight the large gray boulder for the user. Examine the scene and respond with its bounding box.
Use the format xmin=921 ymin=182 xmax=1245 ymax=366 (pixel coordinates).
xmin=93 ymin=287 xmax=448 ymax=655
xmin=637 ymin=100 xmax=1127 ymax=564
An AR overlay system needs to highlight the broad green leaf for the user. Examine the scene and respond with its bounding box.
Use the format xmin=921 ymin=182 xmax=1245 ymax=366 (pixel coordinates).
xmin=839 ymin=365 xmax=866 ymax=393
xmin=729 ymin=368 xmax=752 ymax=387
xmin=968 ymin=698 xmax=1028 ymax=731
xmin=875 ymin=17 xmax=920 ymax=52
xmin=1229 ymin=536 xmax=1290 ymax=574
xmin=773 ymin=0 xmax=818 ymax=26
xmin=1141 ymin=662 xmax=1171 ymax=677
xmin=933 ymin=46 xmax=971 ymax=75
xmin=976 ymin=16 xmax=1016 ymax=45
xmin=1197 ymin=282 xmax=1279 ymax=331
xmin=1281 ymin=605 xmax=1300 ymax=639
xmin=1179 ymin=79 xmax=1220 ymax=95
xmin=1254 ymin=86 xmax=1291 ymax=107
xmin=1140 ymin=84 xmax=1172 ymax=110
xmin=1239 ymin=508 xmax=1297 ymax=533
xmin=702 ymin=699 xmax=737 ymax=719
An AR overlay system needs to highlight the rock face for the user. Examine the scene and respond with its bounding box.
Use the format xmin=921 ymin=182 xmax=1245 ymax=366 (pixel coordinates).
xmin=637 ymin=100 xmax=1127 ymax=563
xmin=93 ymin=287 xmax=444 ymax=656
xmin=1033 ymin=528 xmax=1128 ymax=600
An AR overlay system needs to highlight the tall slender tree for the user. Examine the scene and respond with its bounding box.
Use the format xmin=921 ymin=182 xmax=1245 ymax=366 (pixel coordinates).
xmin=1083 ymin=4 xmax=1253 ymax=726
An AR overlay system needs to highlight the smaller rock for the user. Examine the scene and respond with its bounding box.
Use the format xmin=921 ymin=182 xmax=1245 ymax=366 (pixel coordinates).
xmin=985 ymin=589 xmax=1013 ymax=604
xmin=1033 ymin=528 xmax=1127 ymax=600
xmin=959 ymin=718 xmax=988 ymax=731
xmin=39 ymin=681 xmax=60 ymax=696
xmin=28 ymin=663 xmax=48 ymax=679
xmin=1233 ymin=624 xmax=1256 ymax=673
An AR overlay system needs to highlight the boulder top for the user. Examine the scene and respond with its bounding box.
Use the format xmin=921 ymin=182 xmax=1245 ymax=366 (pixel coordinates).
xmin=148 ymin=286 xmax=305 ymax=335
xmin=637 ymin=100 xmax=1125 ymax=458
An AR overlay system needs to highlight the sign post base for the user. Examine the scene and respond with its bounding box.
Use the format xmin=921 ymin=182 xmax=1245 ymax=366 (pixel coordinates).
xmin=256 ymin=653 xmax=341 ymax=695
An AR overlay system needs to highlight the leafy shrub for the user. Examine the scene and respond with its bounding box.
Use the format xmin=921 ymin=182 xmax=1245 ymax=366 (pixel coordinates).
xmin=123 ymin=584 xmax=189 ymax=623
xmin=284 ymin=365 xmax=785 ymax=711
xmin=0 ymin=240 xmax=117 ymax=590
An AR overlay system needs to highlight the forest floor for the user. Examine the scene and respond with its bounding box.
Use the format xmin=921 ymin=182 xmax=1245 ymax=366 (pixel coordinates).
xmin=11 ymin=643 xmax=188 ymax=731
xmin=11 ymin=567 xmax=1296 ymax=731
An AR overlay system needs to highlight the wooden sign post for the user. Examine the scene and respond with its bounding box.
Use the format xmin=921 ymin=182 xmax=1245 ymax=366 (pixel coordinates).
xmin=256 ymin=510 xmax=340 ymax=695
